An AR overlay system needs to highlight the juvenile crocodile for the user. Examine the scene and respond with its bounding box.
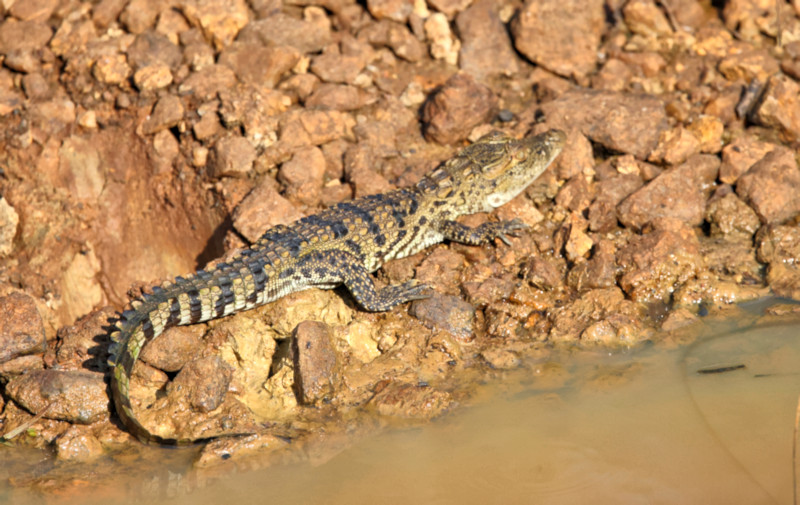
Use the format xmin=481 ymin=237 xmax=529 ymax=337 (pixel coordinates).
xmin=109 ymin=128 xmax=566 ymax=443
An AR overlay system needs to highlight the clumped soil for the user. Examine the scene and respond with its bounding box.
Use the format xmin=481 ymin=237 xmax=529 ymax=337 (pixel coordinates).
xmin=1 ymin=0 xmax=800 ymax=499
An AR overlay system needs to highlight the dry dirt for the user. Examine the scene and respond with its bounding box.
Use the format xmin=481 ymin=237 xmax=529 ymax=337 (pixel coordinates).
xmin=1 ymin=0 xmax=800 ymax=499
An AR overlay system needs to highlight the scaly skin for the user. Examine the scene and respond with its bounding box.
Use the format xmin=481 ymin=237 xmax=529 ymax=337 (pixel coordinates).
xmin=108 ymin=129 xmax=566 ymax=443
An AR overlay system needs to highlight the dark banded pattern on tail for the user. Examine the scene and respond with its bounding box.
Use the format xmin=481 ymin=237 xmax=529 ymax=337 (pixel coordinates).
xmin=108 ymin=257 xmax=277 ymax=443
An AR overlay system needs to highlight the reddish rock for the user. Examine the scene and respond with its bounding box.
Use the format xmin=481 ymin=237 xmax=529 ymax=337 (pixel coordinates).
xmin=523 ymin=256 xmax=566 ymax=291
xmin=736 ymin=147 xmax=800 ymax=224
xmin=360 ymin=19 xmax=425 ymax=62
xmin=539 ymin=89 xmax=668 ymax=160
xmin=212 ymin=135 xmax=256 ymax=178
xmin=752 ymin=74 xmax=800 ymax=142
xmin=139 ymin=325 xmax=206 ymax=372
xmin=511 ymin=0 xmax=605 ymax=79
xmin=233 ymin=180 xmax=303 ymax=243
xmin=367 ymin=0 xmax=413 ymax=23
xmin=279 ymin=146 xmax=327 ymax=206
xmin=177 ymin=64 xmax=237 ymax=100
xmin=239 ymin=12 xmax=331 ymax=54
xmin=455 ymin=0 xmax=520 ymax=79
xmin=622 ymin=0 xmax=672 ymax=37
xmin=5 ymin=370 xmax=109 ymax=424
xmin=305 ymin=83 xmax=376 ymax=111
xmin=0 ymin=292 xmax=45 ymax=365
xmin=555 ymin=176 xmax=595 ymax=213
xmin=219 ymin=43 xmax=300 ymax=89
xmin=141 ymin=95 xmax=184 ymax=135
xmin=293 ymin=321 xmax=339 ymax=404
xmin=409 ymin=294 xmax=475 ymax=340
xmin=126 ymin=30 xmax=182 ymax=71
xmin=588 ymin=172 xmax=643 ymax=232
xmin=618 ymin=154 xmax=719 ymax=230
xmin=567 ymin=239 xmax=619 ymax=291
xmin=0 ymin=19 xmax=52 ymax=53
xmin=169 ymin=356 xmax=233 ymax=413
xmin=422 ymin=73 xmax=497 ymax=144
xmin=617 ymin=218 xmax=702 ymax=302
xmin=343 ymin=144 xmax=393 ymax=197
xmin=719 ymin=134 xmax=774 ymax=184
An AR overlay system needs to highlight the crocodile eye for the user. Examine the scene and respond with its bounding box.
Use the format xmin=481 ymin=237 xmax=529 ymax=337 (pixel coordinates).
xmin=514 ymin=150 xmax=528 ymax=162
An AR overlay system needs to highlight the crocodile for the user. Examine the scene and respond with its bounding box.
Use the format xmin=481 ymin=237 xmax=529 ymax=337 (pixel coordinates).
xmin=109 ymin=128 xmax=566 ymax=443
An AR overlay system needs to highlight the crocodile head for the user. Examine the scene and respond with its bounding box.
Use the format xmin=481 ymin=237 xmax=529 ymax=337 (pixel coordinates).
xmin=465 ymin=129 xmax=566 ymax=210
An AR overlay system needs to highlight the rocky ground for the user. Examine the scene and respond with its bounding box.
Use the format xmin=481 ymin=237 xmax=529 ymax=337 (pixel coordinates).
xmin=2 ymin=0 xmax=800 ymax=499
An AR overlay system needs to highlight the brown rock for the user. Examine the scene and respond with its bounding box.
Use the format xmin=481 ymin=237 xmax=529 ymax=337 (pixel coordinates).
xmin=422 ymin=73 xmax=497 ymax=144
xmin=752 ymin=74 xmax=800 ymax=142
xmin=141 ymin=95 xmax=184 ymax=135
xmin=120 ymin=0 xmax=165 ymax=34
xmin=617 ymin=218 xmax=701 ymax=302
xmin=305 ymin=83 xmax=376 ymax=111
xmin=455 ymin=0 xmax=520 ymax=79
xmin=523 ymin=256 xmax=566 ymax=291
xmin=9 ymin=0 xmax=59 ymax=21
xmin=343 ymin=144 xmax=393 ymax=197
xmin=93 ymin=54 xmax=132 ymax=85
xmin=55 ymin=425 xmax=104 ymax=462
xmin=549 ymin=287 xmax=648 ymax=344
xmin=415 ymin=247 xmax=466 ymax=295
xmin=555 ymin=176 xmax=594 ymax=212
xmin=139 ymin=325 xmax=206 ymax=372
xmin=133 ymin=64 xmax=173 ymax=91
xmin=367 ymin=0 xmax=413 ymax=23
xmin=360 ymin=20 xmax=425 ymax=62
xmin=719 ymin=47 xmax=780 ymax=83
xmin=311 ymin=52 xmax=367 ymax=85
xmin=49 ymin=19 xmax=97 ymax=58
xmin=170 ymin=355 xmax=233 ymax=413
xmin=757 ymin=225 xmax=800 ymax=265
xmin=618 ymin=154 xmax=719 ymax=230
xmin=219 ymin=43 xmax=300 ymax=89
xmin=686 ymin=115 xmax=724 ymax=154
xmin=180 ymin=0 xmax=250 ymax=49
xmin=648 ymin=126 xmax=701 ymax=165
xmin=193 ymin=110 xmax=222 ymax=140
xmin=622 ymin=0 xmax=672 ymax=37
xmin=0 ymin=19 xmax=52 ymax=53
xmin=0 ymin=197 xmax=18 ymax=256
xmin=233 ymin=181 xmax=303 ymax=243
xmin=409 ymin=294 xmax=475 ymax=340
xmin=736 ymin=147 xmax=800 ymax=224
xmin=511 ymin=0 xmax=605 ymax=79
xmin=429 ymin=0 xmax=473 ymax=17
xmin=539 ymin=89 xmax=668 ymax=160
xmin=292 ymin=321 xmax=339 ymax=405
xmin=567 ymin=239 xmax=618 ymax=291
xmin=238 ymin=11 xmax=331 ymax=54
xmin=279 ymin=146 xmax=327 ymax=206
xmin=93 ymin=0 xmax=129 ymax=28
xmin=5 ymin=370 xmax=109 ymax=424
xmin=705 ymin=192 xmax=760 ymax=239
xmin=719 ymin=135 xmax=774 ymax=184
xmin=425 ymin=12 xmax=460 ymax=65
xmin=0 ymin=292 xmax=45 ymax=365
xmin=592 ymin=58 xmax=632 ymax=91
xmin=126 ymin=30 xmax=182 ymax=71
xmin=588 ymin=172 xmax=643 ymax=232
xmin=212 ymin=135 xmax=256 ymax=178
xmin=177 ymin=64 xmax=237 ymax=100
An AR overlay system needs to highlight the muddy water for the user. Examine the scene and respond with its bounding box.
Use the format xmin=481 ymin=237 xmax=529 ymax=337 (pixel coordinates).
xmin=166 ymin=310 xmax=800 ymax=505
xmin=5 ymin=308 xmax=800 ymax=505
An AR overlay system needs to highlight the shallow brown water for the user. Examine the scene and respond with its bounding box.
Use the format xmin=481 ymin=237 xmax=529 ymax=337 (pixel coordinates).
xmin=4 ymin=307 xmax=800 ymax=505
